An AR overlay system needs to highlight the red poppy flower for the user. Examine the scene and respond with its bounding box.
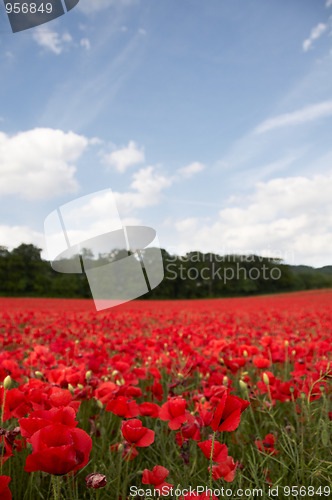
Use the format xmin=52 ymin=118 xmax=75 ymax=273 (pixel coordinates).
xmin=48 ymin=388 xmax=75 ymax=408
xmin=150 ymin=367 xmax=162 ymax=380
xmin=0 ymin=427 xmax=21 ymax=465
xmin=176 ymin=420 xmax=201 ymax=446
xmin=211 ymin=390 xmax=249 ymax=432
xmin=159 ymin=397 xmax=187 ymax=430
xmin=276 ymin=381 xmax=300 ymax=402
xmin=209 ymin=456 xmax=238 ymax=482
xmin=147 ymin=380 xmax=164 ymax=401
xmin=0 ymin=434 xmax=13 ymax=465
xmin=198 ymin=440 xmax=228 ymax=463
xmin=142 ymin=465 xmax=173 ymax=496
xmin=0 ymin=476 xmax=12 ymax=500
xmin=105 ymin=396 xmax=139 ymax=418
xmin=121 ymin=419 xmax=155 ymax=447
xmin=224 ymin=356 xmax=246 ymax=373
xmin=138 ymin=402 xmax=160 ymax=418
xmin=253 ymin=357 xmax=271 ymax=369
xmin=24 ymin=423 xmax=92 ymax=475
xmin=195 ymin=401 xmax=213 ymax=427
xmin=0 ymin=388 xmax=30 ymax=422
xmin=123 ymin=386 xmax=143 ymax=398
xmin=19 ymin=407 xmax=78 ymax=439
xmin=255 ymin=433 xmax=279 ymax=455
xmin=94 ymin=382 xmax=118 ymax=405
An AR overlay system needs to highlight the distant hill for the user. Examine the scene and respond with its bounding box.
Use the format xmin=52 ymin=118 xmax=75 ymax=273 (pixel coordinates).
xmin=317 ymin=266 xmax=332 ymax=275
xmin=290 ymin=265 xmax=332 ymax=275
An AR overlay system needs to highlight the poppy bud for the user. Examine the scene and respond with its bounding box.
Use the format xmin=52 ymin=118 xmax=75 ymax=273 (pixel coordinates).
xmin=263 ymin=373 xmax=270 ymax=385
xmin=85 ymin=370 xmax=92 ymax=382
xmin=3 ymin=375 xmax=11 ymax=390
xmin=97 ymin=400 xmax=104 ymax=409
xmin=285 ymin=340 xmax=289 ymax=347
xmin=239 ymin=380 xmax=247 ymax=392
xmin=35 ymin=371 xmax=43 ymax=379
xmin=243 ymin=350 xmax=248 ymax=358
xmin=68 ymin=384 xmax=75 ymax=395
xmin=78 ymin=384 xmax=84 ymax=390
xmin=85 ymin=473 xmax=107 ymax=489
xmin=223 ymin=376 xmax=228 ymax=387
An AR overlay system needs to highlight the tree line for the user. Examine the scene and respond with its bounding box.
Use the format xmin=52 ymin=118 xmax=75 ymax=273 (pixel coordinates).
xmin=0 ymin=244 xmax=331 ymax=299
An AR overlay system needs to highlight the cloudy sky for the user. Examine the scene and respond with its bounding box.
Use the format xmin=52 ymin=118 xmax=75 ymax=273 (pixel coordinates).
xmin=1 ymin=0 xmax=332 ymax=266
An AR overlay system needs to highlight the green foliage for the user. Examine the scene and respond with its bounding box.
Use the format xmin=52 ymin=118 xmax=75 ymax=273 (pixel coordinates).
xmin=0 ymin=244 xmax=331 ymax=299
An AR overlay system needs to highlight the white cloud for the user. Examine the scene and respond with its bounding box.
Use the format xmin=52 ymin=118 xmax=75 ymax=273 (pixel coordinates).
xmin=43 ymin=168 xmax=172 ymax=258
xmin=115 ymin=166 xmax=173 ymax=213
xmin=138 ymin=29 xmax=147 ymax=36
xmin=80 ymin=38 xmax=91 ymax=50
xmin=51 ymin=165 xmax=173 ymax=233
xmin=170 ymin=171 xmax=332 ymax=267
xmin=177 ymin=162 xmax=205 ymax=179
xmin=0 ymin=128 xmax=89 ymax=200
xmin=326 ymin=0 xmax=332 ymax=8
xmin=33 ymin=28 xmax=73 ymax=55
xmin=254 ymin=100 xmax=332 ymax=134
xmin=103 ymin=141 xmax=145 ymax=172
xmin=78 ymin=0 xmax=136 ymax=14
xmin=302 ymin=22 xmax=327 ymax=52
xmin=0 ymin=225 xmax=44 ymax=252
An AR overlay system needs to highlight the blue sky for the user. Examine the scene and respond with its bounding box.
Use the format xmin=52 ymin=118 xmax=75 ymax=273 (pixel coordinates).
xmin=1 ymin=0 xmax=332 ymax=266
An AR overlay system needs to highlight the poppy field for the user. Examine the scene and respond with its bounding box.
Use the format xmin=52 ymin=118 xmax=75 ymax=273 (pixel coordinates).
xmin=0 ymin=290 xmax=331 ymax=499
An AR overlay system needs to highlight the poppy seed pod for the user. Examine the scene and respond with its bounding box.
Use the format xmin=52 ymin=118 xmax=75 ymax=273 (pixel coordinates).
xmin=85 ymin=473 xmax=107 ymax=489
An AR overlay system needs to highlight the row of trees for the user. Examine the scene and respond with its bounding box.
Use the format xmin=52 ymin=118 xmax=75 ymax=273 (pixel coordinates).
xmin=0 ymin=244 xmax=331 ymax=299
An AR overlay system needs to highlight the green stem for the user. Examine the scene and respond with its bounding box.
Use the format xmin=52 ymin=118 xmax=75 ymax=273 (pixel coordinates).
xmin=67 ymin=472 xmax=75 ymax=500
xmin=122 ymin=444 xmax=133 ymax=499
xmin=52 ymin=475 xmax=61 ymax=500
xmin=0 ymin=387 xmax=7 ymax=475
xmin=116 ymin=449 xmax=123 ymax=499
xmin=284 ymin=343 xmax=289 ymax=380
xmin=209 ymin=431 xmax=216 ymax=496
